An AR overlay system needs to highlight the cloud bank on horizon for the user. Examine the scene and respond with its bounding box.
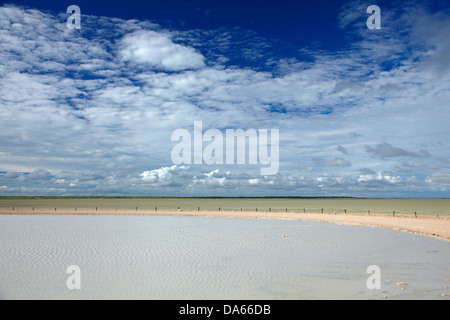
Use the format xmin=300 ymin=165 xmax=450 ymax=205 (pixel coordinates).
xmin=0 ymin=0 xmax=449 ymax=197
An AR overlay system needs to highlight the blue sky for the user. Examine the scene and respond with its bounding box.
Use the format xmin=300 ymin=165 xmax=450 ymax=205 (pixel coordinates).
xmin=0 ymin=0 xmax=449 ymax=197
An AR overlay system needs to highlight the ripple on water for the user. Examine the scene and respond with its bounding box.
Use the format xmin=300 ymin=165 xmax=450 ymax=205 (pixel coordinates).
xmin=0 ymin=215 xmax=448 ymax=300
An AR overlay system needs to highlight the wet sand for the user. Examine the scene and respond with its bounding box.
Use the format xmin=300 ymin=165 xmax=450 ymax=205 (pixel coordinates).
xmin=1 ymin=209 xmax=449 ymax=241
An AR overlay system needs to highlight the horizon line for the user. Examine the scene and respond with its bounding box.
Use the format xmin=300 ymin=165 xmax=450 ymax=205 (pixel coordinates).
xmin=0 ymin=196 xmax=449 ymax=200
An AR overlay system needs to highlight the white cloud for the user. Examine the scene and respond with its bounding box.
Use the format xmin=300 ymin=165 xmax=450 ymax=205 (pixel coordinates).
xmin=0 ymin=3 xmax=449 ymax=197
xmin=357 ymin=172 xmax=402 ymax=184
xmin=191 ymin=169 xmax=229 ymax=188
xmin=425 ymin=173 xmax=450 ymax=186
xmin=140 ymin=165 xmax=189 ymax=186
xmin=119 ymin=30 xmax=205 ymax=71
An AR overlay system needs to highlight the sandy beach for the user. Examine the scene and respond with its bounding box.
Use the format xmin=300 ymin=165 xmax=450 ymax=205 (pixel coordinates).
xmin=1 ymin=209 xmax=449 ymax=241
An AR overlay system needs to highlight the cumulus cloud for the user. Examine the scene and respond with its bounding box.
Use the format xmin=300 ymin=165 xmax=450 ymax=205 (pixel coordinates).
xmin=425 ymin=173 xmax=450 ymax=186
xmin=140 ymin=165 xmax=189 ymax=186
xmin=248 ymin=178 xmax=263 ymax=185
xmin=119 ymin=30 xmax=205 ymax=71
xmin=0 ymin=3 xmax=449 ymax=197
xmin=358 ymin=172 xmax=402 ymax=184
xmin=191 ymin=169 xmax=230 ymax=188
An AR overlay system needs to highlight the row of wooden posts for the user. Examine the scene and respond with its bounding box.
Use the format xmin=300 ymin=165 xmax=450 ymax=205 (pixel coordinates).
xmin=10 ymin=206 xmax=433 ymax=218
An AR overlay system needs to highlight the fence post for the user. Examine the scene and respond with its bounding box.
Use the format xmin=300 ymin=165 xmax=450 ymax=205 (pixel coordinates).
xmin=155 ymin=207 xmax=157 ymax=212
xmin=303 ymin=208 xmax=305 ymax=213
xmin=321 ymin=208 xmax=323 ymax=213
xmin=414 ymin=211 xmax=417 ymax=218
xmin=368 ymin=210 xmax=370 ymax=215
xmin=393 ymin=210 xmax=395 ymax=217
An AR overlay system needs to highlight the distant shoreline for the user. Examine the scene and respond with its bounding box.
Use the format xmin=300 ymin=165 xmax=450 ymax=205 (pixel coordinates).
xmin=1 ymin=196 xmax=449 ymax=199
xmin=1 ymin=209 xmax=449 ymax=242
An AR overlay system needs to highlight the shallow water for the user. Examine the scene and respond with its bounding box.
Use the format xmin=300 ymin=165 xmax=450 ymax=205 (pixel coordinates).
xmin=0 ymin=215 xmax=448 ymax=300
